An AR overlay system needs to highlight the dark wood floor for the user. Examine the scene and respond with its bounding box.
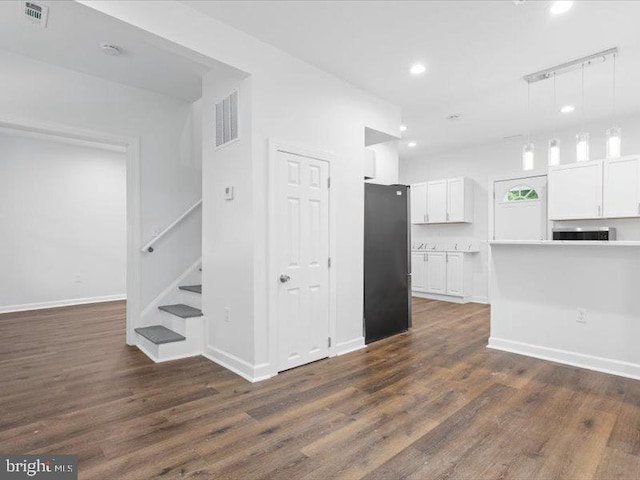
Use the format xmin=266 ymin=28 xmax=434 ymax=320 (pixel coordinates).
xmin=1 ymin=299 xmax=639 ymax=479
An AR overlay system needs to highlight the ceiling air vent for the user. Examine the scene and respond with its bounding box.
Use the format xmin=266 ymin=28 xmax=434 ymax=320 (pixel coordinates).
xmin=23 ymin=1 xmax=49 ymax=28
xmin=215 ymin=90 xmax=239 ymax=148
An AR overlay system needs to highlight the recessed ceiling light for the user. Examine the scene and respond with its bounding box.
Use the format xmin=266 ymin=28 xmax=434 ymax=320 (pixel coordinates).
xmin=410 ymin=63 xmax=426 ymax=75
xmin=400 ymin=125 xmax=407 ymax=132
xmin=408 ymin=141 xmax=417 ymax=148
xmin=550 ymin=1 xmax=573 ymax=15
xmin=446 ymin=114 xmax=462 ymax=121
xmin=560 ymin=105 xmax=575 ymax=113
xmin=100 ymin=43 xmax=122 ymax=56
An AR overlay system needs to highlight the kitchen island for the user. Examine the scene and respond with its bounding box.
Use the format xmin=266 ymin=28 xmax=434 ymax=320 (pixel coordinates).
xmin=489 ymin=241 xmax=640 ymax=380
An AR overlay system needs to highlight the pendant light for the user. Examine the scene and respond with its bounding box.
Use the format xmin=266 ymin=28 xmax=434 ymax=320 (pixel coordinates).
xmin=522 ymin=82 xmax=534 ymax=171
xmin=548 ymin=72 xmax=560 ymax=166
xmin=606 ymin=53 xmax=621 ymax=159
xmin=576 ymin=63 xmax=590 ymax=162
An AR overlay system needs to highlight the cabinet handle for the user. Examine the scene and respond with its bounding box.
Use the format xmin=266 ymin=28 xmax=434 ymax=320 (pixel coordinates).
xmin=446 ymin=213 xmax=450 ymax=221
xmin=597 ymin=205 xmax=601 ymax=217
xmin=424 ymin=253 xmax=427 ymax=262
xmin=423 ymin=214 xmax=427 ymax=223
xmin=638 ymin=202 xmax=640 ymax=215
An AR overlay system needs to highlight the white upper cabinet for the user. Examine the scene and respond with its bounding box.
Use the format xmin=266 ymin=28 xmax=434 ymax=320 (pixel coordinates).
xmin=548 ymin=160 xmax=603 ymax=220
xmin=411 ymin=177 xmax=473 ymax=224
xmin=427 ymin=180 xmax=448 ymax=223
xmin=410 ymin=182 xmax=427 ymax=224
xmin=603 ymin=155 xmax=640 ymax=218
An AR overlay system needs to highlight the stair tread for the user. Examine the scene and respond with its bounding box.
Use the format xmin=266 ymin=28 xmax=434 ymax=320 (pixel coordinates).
xmin=158 ymin=304 xmax=203 ymax=318
xmin=179 ymin=284 xmax=202 ymax=294
xmin=135 ymin=325 xmax=185 ymax=345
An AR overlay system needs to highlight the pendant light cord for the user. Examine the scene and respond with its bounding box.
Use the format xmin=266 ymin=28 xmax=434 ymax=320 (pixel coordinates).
xmin=581 ymin=62 xmax=585 ymax=130
xmin=612 ymin=53 xmax=617 ymax=125
xmin=527 ymin=81 xmax=531 ymax=144
xmin=553 ymin=72 xmax=557 ymax=138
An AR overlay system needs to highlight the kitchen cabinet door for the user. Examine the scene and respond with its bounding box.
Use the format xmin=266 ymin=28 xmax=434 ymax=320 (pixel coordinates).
xmin=426 ymin=252 xmax=446 ymax=294
xmin=411 ymin=252 xmax=426 ymax=292
xmin=548 ymin=160 xmax=603 ymax=220
xmin=410 ymin=183 xmax=427 ymax=224
xmin=427 ymin=180 xmax=447 ymax=223
xmin=447 ymin=178 xmax=465 ymax=222
xmin=603 ymin=156 xmax=640 ymax=218
xmin=446 ymin=253 xmax=464 ymax=296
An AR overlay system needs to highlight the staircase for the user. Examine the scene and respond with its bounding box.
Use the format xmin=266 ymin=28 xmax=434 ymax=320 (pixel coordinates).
xmin=135 ymin=279 xmax=204 ymax=362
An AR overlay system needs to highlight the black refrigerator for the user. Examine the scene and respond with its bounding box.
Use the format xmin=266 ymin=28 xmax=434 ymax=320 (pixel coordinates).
xmin=364 ymin=183 xmax=411 ymax=344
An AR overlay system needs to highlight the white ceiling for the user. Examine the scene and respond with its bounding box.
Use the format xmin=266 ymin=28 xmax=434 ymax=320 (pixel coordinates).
xmin=184 ymin=0 xmax=640 ymax=158
xmin=0 ymin=1 xmax=212 ymax=102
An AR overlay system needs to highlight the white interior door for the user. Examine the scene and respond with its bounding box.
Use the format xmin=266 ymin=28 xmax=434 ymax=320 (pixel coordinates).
xmin=276 ymin=150 xmax=330 ymax=372
xmin=494 ymin=175 xmax=547 ymax=240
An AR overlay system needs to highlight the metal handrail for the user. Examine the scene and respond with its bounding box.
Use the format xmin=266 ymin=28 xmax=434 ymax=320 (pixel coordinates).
xmin=141 ymin=199 xmax=202 ymax=253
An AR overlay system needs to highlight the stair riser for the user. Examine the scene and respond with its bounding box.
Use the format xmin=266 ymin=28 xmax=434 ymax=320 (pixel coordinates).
xmin=158 ymin=312 xmax=204 ymax=346
xmin=136 ymin=325 xmax=203 ymax=362
xmin=179 ymin=291 xmax=202 ymax=309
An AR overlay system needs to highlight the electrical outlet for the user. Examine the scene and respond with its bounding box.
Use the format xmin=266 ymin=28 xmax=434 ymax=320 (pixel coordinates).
xmin=224 ymin=307 xmax=231 ymax=323
xmin=577 ymin=308 xmax=587 ymax=324
xmin=74 ymin=274 xmax=82 ymax=284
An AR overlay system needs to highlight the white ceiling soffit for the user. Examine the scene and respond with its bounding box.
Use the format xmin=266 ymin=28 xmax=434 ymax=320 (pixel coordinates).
xmin=0 ymin=1 xmax=216 ymax=102
xmin=184 ymin=1 xmax=640 ymax=156
xmin=365 ymin=127 xmax=400 ymax=147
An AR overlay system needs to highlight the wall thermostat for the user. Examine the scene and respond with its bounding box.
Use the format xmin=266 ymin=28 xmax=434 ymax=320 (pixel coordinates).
xmin=224 ymin=186 xmax=234 ymax=201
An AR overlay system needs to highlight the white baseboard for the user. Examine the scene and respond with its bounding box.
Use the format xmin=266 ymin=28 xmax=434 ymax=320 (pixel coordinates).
xmin=203 ymin=345 xmax=274 ymax=383
xmin=332 ymin=336 xmax=366 ymax=356
xmin=471 ymin=296 xmax=490 ymax=305
xmin=0 ymin=294 xmax=126 ymax=314
xmin=412 ymin=292 xmax=489 ymax=305
xmin=488 ymin=337 xmax=640 ymax=382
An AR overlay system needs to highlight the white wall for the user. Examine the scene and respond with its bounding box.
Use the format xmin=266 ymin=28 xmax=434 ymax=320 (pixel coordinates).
xmin=365 ymin=141 xmax=400 ymax=185
xmin=0 ymin=49 xmax=202 ymax=314
xmin=81 ymin=1 xmax=401 ymax=379
xmin=490 ymin=244 xmax=640 ymax=380
xmin=0 ymin=132 xmax=126 ymax=311
xmin=400 ymin=114 xmax=640 ymax=302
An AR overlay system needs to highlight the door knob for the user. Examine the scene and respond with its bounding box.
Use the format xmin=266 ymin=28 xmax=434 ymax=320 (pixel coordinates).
xmin=279 ymin=274 xmax=291 ymax=283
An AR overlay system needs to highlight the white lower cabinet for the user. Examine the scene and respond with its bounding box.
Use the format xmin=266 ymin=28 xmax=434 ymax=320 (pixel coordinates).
xmin=411 ymin=251 xmax=472 ymax=301
xmin=445 ymin=252 xmax=464 ymax=296
xmin=426 ymin=252 xmax=447 ymax=294
xmin=411 ymin=252 xmax=427 ymax=291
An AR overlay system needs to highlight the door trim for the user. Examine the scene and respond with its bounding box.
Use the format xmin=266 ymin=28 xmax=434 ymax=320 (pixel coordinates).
xmin=0 ymin=115 xmax=141 ymax=345
xmin=267 ymin=140 xmax=337 ymax=376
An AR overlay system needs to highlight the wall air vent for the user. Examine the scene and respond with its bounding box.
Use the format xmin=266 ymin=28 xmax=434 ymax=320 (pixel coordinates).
xmin=215 ymin=90 xmax=239 ymax=148
xmin=23 ymin=1 xmax=49 ymax=28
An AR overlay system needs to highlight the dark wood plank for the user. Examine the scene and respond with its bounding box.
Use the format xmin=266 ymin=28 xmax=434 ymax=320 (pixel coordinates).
xmin=0 ymin=298 xmax=639 ymax=480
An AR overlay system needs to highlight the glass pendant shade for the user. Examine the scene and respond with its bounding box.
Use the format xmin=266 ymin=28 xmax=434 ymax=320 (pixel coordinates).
xmin=576 ymin=132 xmax=590 ymax=162
xmin=548 ymin=139 xmax=560 ymax=166
xmin=522 ymin=143 xmax=535 ymax=171
xmin=606 ymin=127 xmax=621 ymax=159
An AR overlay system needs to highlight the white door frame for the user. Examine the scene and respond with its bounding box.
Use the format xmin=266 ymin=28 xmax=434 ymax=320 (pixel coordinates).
xmin=0 ymin=116 xmax=141 ymax=345
xmin=267 ymin=139 xmax=337 ymax=375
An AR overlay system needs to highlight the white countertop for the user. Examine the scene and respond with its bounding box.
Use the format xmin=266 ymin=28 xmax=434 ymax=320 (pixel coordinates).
xmin=490 ymin=240 xmax=640 ymax=247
